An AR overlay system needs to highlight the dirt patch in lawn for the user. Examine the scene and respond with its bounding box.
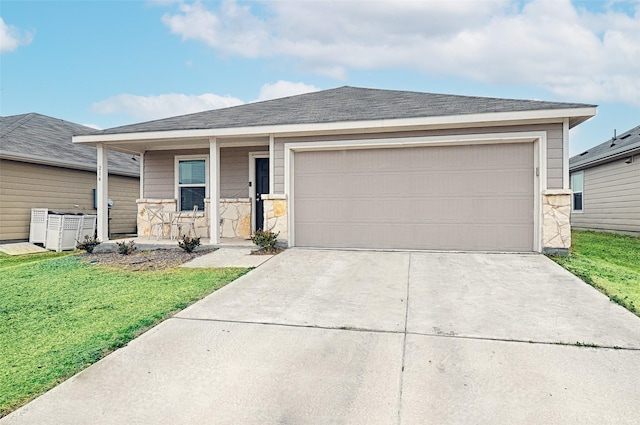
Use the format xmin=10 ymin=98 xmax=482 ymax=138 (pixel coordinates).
xmin=81 ymin=248 xmax=217 ymax=271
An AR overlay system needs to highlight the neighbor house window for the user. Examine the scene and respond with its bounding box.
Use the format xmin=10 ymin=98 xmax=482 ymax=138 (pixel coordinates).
xmin=176 ymin=157 xmax=207 ymax=211
xmin=571 ymin=172 xmax=583 ymax=212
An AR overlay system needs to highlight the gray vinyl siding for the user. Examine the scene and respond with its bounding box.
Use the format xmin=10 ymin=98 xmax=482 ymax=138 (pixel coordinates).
xmin=571 ymin=156 xmax=640 ymax=234
xmin=274 ymin=139 xmax=286 ymax=194
xmin=0 ymin=159 xmax=139 ymax=241
xmin=143 ymin=149 xmax=208 ymax=199
xmin=143 ymin=147 xmax=264 ymax=200
xmin=545 ymin=124 xmax=564 ymax=189
xmin=274 ymin=123 xmax=563 ymax=194
xmin=220 ymin=146 xmax=266 ymax=198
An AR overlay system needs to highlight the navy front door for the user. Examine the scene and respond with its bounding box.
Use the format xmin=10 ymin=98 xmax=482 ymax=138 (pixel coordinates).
xmin=255 ymin=158 xmax=269 ymax=231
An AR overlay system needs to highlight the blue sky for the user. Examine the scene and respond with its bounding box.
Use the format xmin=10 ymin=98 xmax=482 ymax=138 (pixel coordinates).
xmin=1 ymin=0 xmax=639 ymax=156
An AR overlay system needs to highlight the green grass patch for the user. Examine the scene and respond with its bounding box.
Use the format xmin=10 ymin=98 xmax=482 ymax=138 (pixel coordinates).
xmin=0 ymin=254 xmax=248 ymax=416
xmin=0 ymin=251 xmax=73 ymax=269
xmin=551 ymin=230 xmax=640 ymax=316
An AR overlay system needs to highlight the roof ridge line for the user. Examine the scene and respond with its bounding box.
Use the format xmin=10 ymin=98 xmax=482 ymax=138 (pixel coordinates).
xmin=0 ymin=113 xmax=36 ymax=139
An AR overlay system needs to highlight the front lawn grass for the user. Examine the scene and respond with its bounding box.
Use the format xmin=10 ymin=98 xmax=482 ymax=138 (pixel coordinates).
xmin=0 ymin=250 xmax=72 ymax=268
xmin=0 ymin=253 xmax=248 ymax=416
xmin=552 ymin=230 xmax=640 ymax=316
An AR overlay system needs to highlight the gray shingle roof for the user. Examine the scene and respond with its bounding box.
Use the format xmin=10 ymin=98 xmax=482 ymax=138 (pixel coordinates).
xmin=85 ymin=86 xmax=595 ymax=136
xmin=0 ymin=113 xmax=139 ymax=176
xmin=570 ymin=124 xmax=640 ymax=170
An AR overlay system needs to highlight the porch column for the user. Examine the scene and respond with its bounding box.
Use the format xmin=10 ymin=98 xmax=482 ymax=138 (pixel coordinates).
xmin=209 ymin=138 xmax=220 ymax=244
xmin=96 ymin=143 xmax=109 ymax=241
xmin=269 ymin=134 xmax=275 ymax=194
xmin=139 ymin=151 xmax=144 ymax=199
xmin=563 ymin=118 xmax=570 ymax=189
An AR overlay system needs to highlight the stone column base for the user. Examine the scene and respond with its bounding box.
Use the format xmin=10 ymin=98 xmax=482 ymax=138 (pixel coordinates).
xmin=219 ymin=198 xmax=251 ymax=239
xmin=262 ymin=194 xmax=287 ymax=243
xmin=542 ymin=189 xmax=571 ymax=255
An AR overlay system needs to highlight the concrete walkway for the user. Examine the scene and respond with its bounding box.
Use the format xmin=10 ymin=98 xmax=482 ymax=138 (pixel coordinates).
xmin=180 ymin=247 xmax=274 ymax=268
xmin=0 ymin=242 xmax=47 ymax=255
xmin=3 ymin=250 xmax=640 ymax=424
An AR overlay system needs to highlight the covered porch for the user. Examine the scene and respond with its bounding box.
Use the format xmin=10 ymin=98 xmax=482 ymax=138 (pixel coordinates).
xmin=89 ymin=136 xmax=287 ymax=245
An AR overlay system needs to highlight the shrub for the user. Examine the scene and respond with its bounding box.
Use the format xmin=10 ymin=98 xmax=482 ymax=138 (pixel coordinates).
xmin=76 ymin=235 xmax=101 ymax=253
xmin=178 ymin=235 xmax=201 ymax=253
xmin=115 ymin=240 xmax=136 ymax=255
xmin=251 ymin=229 xmax=279 ymax=251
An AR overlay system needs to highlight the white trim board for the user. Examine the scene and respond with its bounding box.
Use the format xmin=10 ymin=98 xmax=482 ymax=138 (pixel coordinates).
xmin=73 ymin=107 xmax=596 ymax=145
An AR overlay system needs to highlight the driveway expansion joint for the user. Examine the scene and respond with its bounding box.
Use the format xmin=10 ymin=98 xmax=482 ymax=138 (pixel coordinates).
xmin=172 ymin=316 xmax=404 ymax=335
xmin=396 ymin=251 xmax=412 ymax=424
xmin=172 ymin=317 xmax=640 ymax=351
xmin=406 ymin=330 xmax=640 ymax=351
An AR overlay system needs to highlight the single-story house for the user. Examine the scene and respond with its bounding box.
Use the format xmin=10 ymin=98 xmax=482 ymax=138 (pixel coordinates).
xmin=0 ymin=113 xmax=140 ymax=242
xmin=74 ymin=86 xmax=596 ymax=253
xmin=569 ymin=124 xmax=640 ymax=235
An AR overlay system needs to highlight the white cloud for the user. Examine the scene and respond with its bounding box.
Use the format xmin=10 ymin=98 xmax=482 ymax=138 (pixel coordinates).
xmin=161 ymin=0 xmax=270 ymax=58
xmin=254 ymin=81 xmax=320 ymax=102
xmin=0 ymin=17 xmax=34 ymax=53
xmin=160 ymin=0 xmax=640 ymax=106
xmin=91 ymin=93 xmax=244 ymax=121
xmin=91 ymin=81 xmax=316 ymax=121
xmin=147 ymin=0 xmax=183 ymax=6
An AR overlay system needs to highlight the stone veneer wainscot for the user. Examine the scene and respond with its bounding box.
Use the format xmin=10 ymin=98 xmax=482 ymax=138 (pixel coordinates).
xmin=262 ymin=194 xmax=287 ymax=243
xmin=542 ymin=190 xmax=571 ymax=255
xmin=219 ymin=198 xmax=251 ymax=239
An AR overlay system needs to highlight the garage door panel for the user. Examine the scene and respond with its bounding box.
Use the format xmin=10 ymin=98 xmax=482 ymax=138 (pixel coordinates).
xmin=293 ymin=143 xmax=534 ymax=251
xmin=296 ymin=222 xmax=533 ymax=251
xmin=471 ymin=198 xmax=533 ymax=224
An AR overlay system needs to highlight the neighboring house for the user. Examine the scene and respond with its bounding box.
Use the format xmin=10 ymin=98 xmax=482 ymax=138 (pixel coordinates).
xmin=74 ymin=86 xmax=596 ymax=253
xmin=569 ymin=124 xmax=640 ymax=235
xmin=0 ymin=113 xmax=140 ymax=242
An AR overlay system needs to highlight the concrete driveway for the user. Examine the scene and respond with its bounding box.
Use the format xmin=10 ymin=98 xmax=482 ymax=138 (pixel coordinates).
xmin=4 ymin=250 xmax=640 ymax=424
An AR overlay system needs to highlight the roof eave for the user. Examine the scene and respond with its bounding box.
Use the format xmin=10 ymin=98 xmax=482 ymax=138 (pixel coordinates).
xmin=0 ymin=152 xmax=140 ymax=177
xmin=73 ymin=107 xmax=596 ymax=150
xmin=570 ymin=145 xmax=640 ymax=171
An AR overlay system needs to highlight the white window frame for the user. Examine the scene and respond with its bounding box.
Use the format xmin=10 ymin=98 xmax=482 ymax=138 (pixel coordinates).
xmin=571 ymin=171 xmax=584 ymax=213
xmin=175 ymin=155 xmax=209 ymax=211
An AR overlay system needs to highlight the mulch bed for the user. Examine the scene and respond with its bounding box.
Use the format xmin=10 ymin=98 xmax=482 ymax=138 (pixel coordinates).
xmin=81 ymin=248 xmax=217 ymax=271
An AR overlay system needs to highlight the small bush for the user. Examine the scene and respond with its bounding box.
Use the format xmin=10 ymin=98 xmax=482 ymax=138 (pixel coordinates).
xmin=178 ymin=235 xmax=201 ymax=253
xmin=251 ymin=229 xmax=279 ymax=251
xmin=76 ymin=235 xmax=101 ymax=253
xmin=115 ymin=240 xmax=136 ymax=255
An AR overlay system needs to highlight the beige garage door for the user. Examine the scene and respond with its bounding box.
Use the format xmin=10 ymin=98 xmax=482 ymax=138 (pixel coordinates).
xmin=293 ymin=143 xmax=534 ymax=251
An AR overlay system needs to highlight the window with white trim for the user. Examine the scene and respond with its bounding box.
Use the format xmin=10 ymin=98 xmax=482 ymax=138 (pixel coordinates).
xmin=176 ymin=157 xmax=207 ymax=211
xmin=571 ymin=172 xmax=583 ymax=212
